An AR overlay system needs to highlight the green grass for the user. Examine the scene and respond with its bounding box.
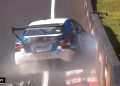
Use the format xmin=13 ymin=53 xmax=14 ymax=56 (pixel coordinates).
xmin=97 ymin=0 xmax=120 ymax=58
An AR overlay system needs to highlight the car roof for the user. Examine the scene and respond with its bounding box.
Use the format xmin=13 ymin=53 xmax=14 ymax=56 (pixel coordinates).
xmin=28 ymin=18 xmax=68 ymax=26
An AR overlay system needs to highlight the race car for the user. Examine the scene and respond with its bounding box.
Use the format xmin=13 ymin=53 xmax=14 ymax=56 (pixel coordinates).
xmin=12 ymin=18 xmax=85 ymax=65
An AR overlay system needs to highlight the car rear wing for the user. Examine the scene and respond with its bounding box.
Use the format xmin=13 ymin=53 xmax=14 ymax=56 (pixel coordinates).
xmin=11 ymin=27 xmax=26 ymax=43
xmin=11 ymin=27 xmax=26 ymax=35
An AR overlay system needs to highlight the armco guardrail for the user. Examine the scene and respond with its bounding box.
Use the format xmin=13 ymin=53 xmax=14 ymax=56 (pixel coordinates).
xmin=83 ymin=0 xmax=120 ymax=86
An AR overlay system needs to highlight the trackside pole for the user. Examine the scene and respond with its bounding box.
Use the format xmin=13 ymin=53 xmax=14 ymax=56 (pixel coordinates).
xmin=51 ymin=0 xmax=55 ymax=19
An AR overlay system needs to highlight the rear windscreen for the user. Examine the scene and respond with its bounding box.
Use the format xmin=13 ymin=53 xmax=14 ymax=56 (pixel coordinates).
xmin=24 ymin=27 xmax=63 ymax=36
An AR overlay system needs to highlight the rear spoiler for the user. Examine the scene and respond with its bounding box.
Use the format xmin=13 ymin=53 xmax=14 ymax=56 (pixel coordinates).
xmin=11 ymin=26 xmax=26 ymax=35
xmin=11 ymin=27 xmax=26 ymax=44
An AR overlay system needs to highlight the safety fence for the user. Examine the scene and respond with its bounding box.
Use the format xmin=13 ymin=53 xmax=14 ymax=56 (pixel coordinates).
xmin=83 ymin=0 xmax=120 ymax=86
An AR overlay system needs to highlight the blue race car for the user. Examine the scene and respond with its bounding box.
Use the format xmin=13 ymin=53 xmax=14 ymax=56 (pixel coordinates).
xmin=12 ymin=18 xmax=85 ymax=65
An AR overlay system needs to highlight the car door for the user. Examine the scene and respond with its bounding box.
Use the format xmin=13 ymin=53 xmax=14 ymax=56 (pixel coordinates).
xmin=69 ymin=20 xmax=78 ymax=48
xmin=71 ymin=20 xmax=84 ymax=49
xmin=73 ymin=20 xmax=86 ymax=49
xmin=63 ymin=19 xmax=81 ymax=49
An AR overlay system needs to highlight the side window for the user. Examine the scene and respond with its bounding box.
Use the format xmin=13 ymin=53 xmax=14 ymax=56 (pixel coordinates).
xmin=74 ymin=21 xmax=83 ymax=32
xmin=69 ymin=21 xmax=77 ymax=34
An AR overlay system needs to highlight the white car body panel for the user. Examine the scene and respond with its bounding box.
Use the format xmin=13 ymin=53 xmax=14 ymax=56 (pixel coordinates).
xmin=15 ymin=49 xmax=74 ymax=65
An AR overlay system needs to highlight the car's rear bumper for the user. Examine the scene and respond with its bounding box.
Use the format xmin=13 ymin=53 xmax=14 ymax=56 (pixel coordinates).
xmin=15 ymin=49 xmax=74 ymax=65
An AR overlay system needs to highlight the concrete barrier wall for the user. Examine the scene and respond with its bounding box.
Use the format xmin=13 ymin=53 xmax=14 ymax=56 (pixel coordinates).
xmin=84 ymin=0 xmax=120 ymax=85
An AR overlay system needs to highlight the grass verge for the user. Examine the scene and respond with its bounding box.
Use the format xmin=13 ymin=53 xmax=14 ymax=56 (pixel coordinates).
xmin=96 ymin=0 xmax=120 ymax=59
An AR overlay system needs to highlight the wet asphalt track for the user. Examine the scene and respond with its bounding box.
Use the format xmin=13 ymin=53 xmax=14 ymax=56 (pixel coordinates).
xmin=0 ymin=0 xmax=98 ymax=86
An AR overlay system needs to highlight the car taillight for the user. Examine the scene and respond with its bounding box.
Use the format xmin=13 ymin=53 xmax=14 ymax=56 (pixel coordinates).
xmin=59 ymin=39 xmax=71 ymax=48
xmin=15 ymin=43 xmax=22 ymax=52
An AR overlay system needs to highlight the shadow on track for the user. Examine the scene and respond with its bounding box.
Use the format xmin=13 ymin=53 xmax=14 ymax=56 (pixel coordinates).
xmin=91 ymin=0 xmax=97 ymax=11
xmin=104 ymin=26 xmax=120 ymax=60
